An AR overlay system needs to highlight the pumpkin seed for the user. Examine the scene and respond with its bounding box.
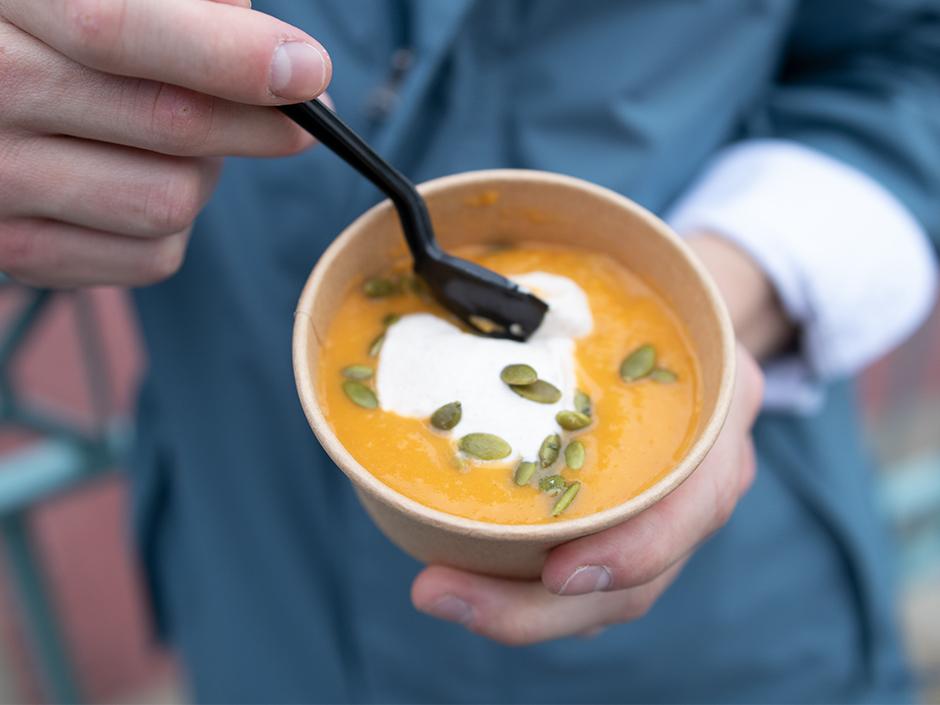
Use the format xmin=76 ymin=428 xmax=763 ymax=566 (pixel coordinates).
xmin=650 ymin=368 xmax=677 ymax=384
xmin=538 ymin=433 xmax=561 ymax=467
xmin=382 ymin=313 xmax=401 ymax=326
xmin=556 ymin=410 xmax=592 ymax=431
xmin=430 ymin=401 xmax=462 ymax=431
xmin=565 ymin=440 xmax=585 ymax=470
xmin=551 ymin=481 xmax=581 ymax=517
xmin=511 ymin=379 xmax=562 ymax=404
xmin=574 ymin=389 xmax=592 ymax=416
xmin=620 ymin=344 xmax=656 ymax=381
xmin=459 ymin=433 xmax=512 ymax=460
xmin=363 ymin=276 xmax=399 ymax=298
xmin=342 ymin=381 xmax=378 ymax=409
xmin=341 ymin=364 xmax=373 ymax=381
xmin=368 ymin=332 xmax=385 ymax=357
xmin=513 ymin=460 xmax=537 ymax=486
xmin=538 ymin=474 xmax=567 ymax=495
xmin=500 ymin=363 xmax=538 ymax=386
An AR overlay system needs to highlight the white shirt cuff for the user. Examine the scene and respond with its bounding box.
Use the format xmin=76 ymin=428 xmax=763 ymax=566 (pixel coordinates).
xmin=665 ymin=139 xmax=938 ymax=413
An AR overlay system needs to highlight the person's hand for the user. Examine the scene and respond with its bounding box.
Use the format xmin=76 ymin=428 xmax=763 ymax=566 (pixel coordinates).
xmin=0 ymin=0 xmax=330 ymax=287
xmin=412 ymin=344 xmax=762 ymax=644
xmin=411 ymin=234 xmax=785 ymax=645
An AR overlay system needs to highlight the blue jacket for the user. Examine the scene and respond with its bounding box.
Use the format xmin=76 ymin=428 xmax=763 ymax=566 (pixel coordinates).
xmin=131 ymin=1 xmax=940 ymax=701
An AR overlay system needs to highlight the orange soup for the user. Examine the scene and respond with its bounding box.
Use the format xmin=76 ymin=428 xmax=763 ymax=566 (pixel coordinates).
xmin=317 ymin=243 xmax=702 ymax=524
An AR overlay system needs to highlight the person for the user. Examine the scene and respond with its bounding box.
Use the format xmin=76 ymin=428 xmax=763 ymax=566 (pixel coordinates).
xmin=1 ymin=0 xmax=938 ymax=701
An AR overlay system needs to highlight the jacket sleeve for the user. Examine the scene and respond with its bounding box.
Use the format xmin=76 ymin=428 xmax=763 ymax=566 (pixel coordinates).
xmin=763 ymin=0 xmax=940 ymax=245
xmin=666 ymin=1 xmax=939 ymax=411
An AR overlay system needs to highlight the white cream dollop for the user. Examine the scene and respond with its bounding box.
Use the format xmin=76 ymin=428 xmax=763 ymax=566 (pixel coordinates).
xmin=376 ymin=272 xmax=593 ymax=462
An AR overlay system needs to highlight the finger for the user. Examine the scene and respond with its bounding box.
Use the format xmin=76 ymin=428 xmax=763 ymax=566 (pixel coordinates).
xmin=1 ymin=0 xmax=332 ymax=104
xmin=0 ymin=136 xmax=220 ymax=237
xmin=412 ymin=563 xmax=681 ymax=647
xmin=542 ymin=345 xmax=764 ymax=595
xmin=0 ymin=217 xmax=190 ymax=287
xmin=207 ymin=0 xmax=251 ymax=7
xmin=0 ymin=23 xmax=313 ymax=156
xmin=737 ymin=345 xmax=764 ymax=425
xmin=738 ymin=437 xmax=757 ymax=495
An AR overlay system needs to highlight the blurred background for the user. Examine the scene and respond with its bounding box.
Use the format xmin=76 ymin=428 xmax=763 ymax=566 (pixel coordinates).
xmin=0 ymin=281 xmax=937 ymax=704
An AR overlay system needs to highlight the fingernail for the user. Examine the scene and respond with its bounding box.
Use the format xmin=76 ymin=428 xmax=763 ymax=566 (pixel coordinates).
xmin=423 ymin=595 xmax=474 ymax=625
xmin=269 ymin=41 xmax=329 ymax=99
xmin=558 ymin=565 xmax=612 ymax=595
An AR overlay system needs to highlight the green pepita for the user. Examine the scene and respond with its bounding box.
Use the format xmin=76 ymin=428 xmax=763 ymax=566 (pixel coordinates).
xmin=565 ymin=440 xmax=585 ymax=470
xmin=341 ymin=364 xmax=373 ymax=381
xmin=538 ymin=433 xmax=561 ymax=467
xmin=459 ymin=433 xmax=512 ymax=460
xmin=556 ymin=410 xmax=592 ymax=431
xmin=368 ymin=332 xmax=385 ymax=357
xmin=574 ymin=389 xmax=592 ymax=416
xmin=430 ymin=401 xmax=462 ymax=431
xmin=620 ymin=344 xmax=656 ymax=381
xmin=511 ymin=379 xmax=562 ymax=404
xmin=513 ymin=460 xmax=537 ymax=486
xmin=382 ymin=313 xmax=401 ymax=326
xmin=649 ymin=367 xmax=677 ymax=384
xmin=342 ymin=381 xmax=378 ymax=409
xmin=538 ymin=474 xmax=567 ymax=495
xmin=363 ymin=276 xmax=399 ymax=298
xmin=551 ymin=481 xmax=581 ymax=517
xmin=500 ymin=363 xmax=538 ymax=386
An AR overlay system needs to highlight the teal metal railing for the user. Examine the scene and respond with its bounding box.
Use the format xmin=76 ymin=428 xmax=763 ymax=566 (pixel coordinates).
xmin=0 ymin=279 xmax=130 ymax=704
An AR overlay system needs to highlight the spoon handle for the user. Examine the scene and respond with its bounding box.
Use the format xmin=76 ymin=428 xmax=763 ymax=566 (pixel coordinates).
xmin=279 ymin=99 xmax=438 ymax=263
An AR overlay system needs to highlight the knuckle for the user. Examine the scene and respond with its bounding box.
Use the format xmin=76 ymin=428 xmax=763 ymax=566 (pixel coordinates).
xmin=488 ymin=623 xmax=535 ymax=648
xmin=714 ymin=492 xmax=735 ymax=528
xmin=627 ymin=541 xmax=670 ymax=586
xmin=614 ymin=523 xmax=671 ymax=587
xmin=138 ymin=231 xmax=188 ymax=283
xmin=0 ymin=33 xmax=18 ymax=97
xmin=0 ymin=38 xmax=38 ymax=127
xmin=750 ymin=369 xmax=765 ymax=418
xmin=712 ymin=470 xmax=741 ymax=528
xmin=741 ymin=441 xmax=757 ymax=485
xmin=143 ymin=168 xmax=205 ymax=234
xmin=619 ymin=593 xmax=655 ymax=622
xmin=281 ymin=125 xmax=315 ymax=156
xmin=0 ymin=221 xmax=33 ymax=273
xmin=476 ymin=613 xmax=538 ymax=648
xmin=148 ymin=84 xmax=215 ymax=155
xmin=0 ymin=220 xmax=49 ymax=281
xmin=270 ymin=116 xmax=316 ymax=156
xmin=738 ymin=348 xmax=765 ymax=421
xmin=62 ymin=0 xmax=127 ymax=65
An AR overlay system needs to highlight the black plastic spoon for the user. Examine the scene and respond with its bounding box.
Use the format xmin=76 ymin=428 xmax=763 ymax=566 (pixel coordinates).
xmin=280 ymin=99 xmax=547 ymax=341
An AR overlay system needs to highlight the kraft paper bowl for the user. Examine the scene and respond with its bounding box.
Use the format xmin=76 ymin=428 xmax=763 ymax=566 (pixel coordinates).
xmin=293 ymin=169 xmax=735 ymax=579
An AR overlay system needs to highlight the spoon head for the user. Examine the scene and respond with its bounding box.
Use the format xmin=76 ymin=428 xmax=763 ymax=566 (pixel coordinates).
xmin=416 ymin=253 xmax=548 ymax=341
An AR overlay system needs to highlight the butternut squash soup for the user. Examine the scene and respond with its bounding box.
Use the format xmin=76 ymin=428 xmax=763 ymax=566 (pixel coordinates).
xmin=317 ymin=243 xmax=701 ymax=524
